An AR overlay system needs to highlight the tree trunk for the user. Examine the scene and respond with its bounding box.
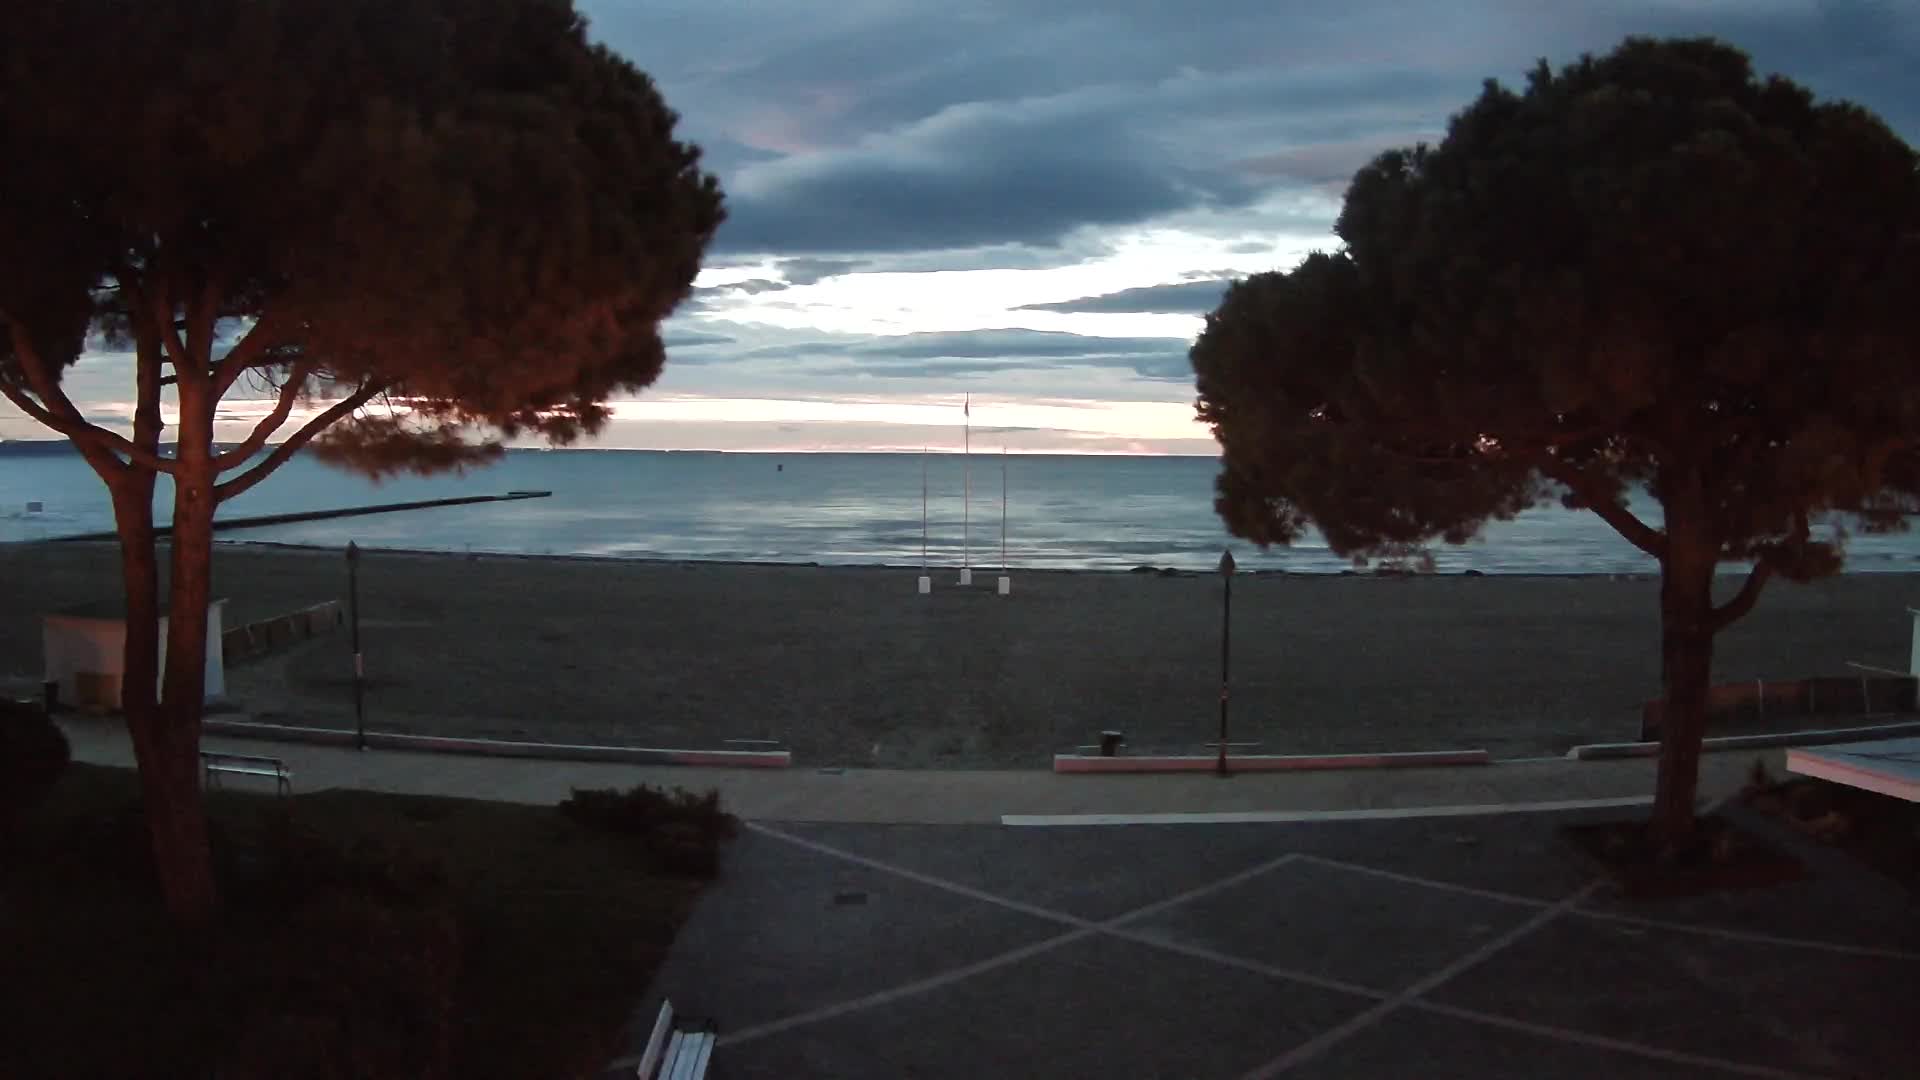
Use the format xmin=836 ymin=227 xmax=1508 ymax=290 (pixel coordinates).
xmin=154 ymin=373 xmax=222 ymax=924
xmin=112 ymin=477 xmax=217 ymax=924
xmin=1649 ymin=504 xmax=1718 ymax=849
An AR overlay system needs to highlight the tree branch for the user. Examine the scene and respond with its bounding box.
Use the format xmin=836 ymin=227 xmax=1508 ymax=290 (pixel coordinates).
xmin=0 ymin=318 xmax=175 ymax=474
xmin=1536 ymin=455 xmax=1668 ymax=559
xmin=1708 ymin=560 xmax=1773 ymax=633
xmin=213 ymin=362 xmax=315 ymax=471
xmin=214 ymin=382 xmax=386 ymax=503
xmin=211 ymin=313 xmax=278 ymax=396
xmin=152 ymin=290 xmax=195 ymax=382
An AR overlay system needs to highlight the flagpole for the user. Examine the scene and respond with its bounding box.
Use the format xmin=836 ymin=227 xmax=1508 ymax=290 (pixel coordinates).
xmin=917 ymin=444 xmax=931 ymax=595
xmin=998 ymin=445 xmax=1010 ymax=596
xmin=960 ymin=395 xmax=972 ymax=585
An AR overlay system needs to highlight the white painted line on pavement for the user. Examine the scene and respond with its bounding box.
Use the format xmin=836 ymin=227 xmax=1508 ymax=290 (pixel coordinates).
xmin=1001 ymin=795 xmax=1654 ymax=827
xmin=716 ymin=927 xmax=1098 ymax=1048
xmin=1099 ymin=926 xmax=1385 ymax=1001
xmin=746 ymin=823 xmax=1092 ymax=929
xmin=1303 ymin=854 xmax=1920 ymax=962
xmin=1292 ymin=854 xmax=1557 ymax=908
xmin=1566 ymin=908 xmax=1920 ymax=962
xmin=1409 ymin=1001 xmax=1822 ymax=1080
xmin=733 ymin=814 xmax=1915 ymax=1073
xmin=1240 ymin=882 xmax=1601 ymax=1079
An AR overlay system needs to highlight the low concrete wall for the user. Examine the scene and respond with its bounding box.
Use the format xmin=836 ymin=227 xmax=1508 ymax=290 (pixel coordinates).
xmin=222 ymin=601 xmax=342 ymax=665
xmin=1640 ymin=675 xmax=1918 ymax=741
xmin=1053 ymin=748 xmax=1490 ymax=774
xmin=201 ymin=716 xmax=792 ymax=768
xmin=1569 ymin=718 xmax=1920 ymax=760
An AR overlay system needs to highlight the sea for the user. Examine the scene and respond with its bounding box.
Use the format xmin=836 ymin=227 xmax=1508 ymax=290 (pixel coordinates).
xmin=3 ymin=444 xmax=1918 ymax=574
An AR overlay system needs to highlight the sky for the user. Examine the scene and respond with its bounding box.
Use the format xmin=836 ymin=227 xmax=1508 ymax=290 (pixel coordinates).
xmin=6 ymin=0 xmax=1918 ymax=454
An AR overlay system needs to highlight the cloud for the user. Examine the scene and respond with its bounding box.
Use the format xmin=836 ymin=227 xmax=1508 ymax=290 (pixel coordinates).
xmin=837 ymin=329 xmax=1190 ymax=381
xmin=596 ymin=0 xmax=1919 ymax=264
xmin=662 ymin=328 xmax=739 ymax=348
xmin=1018 ymin=280 xmax=1233 ymax=315
xmin=717 ymin=84 xmax=1267 ymax=255
xmin=846 ymin=329 xmax=1179 ymax=360
xmin=778 ymin=258 xmax=867 ymax=285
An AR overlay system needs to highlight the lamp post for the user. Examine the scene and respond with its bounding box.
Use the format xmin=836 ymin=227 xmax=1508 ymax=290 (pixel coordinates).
xmin=1217 ymin=548 xmax=1236 ymax=777
xmin=347 ymin=542 xmax=366 ymax=751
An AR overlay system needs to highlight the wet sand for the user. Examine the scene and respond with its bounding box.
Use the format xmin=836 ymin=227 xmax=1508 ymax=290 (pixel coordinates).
xmin=3 ymin=542 xmax=1915 ymax=766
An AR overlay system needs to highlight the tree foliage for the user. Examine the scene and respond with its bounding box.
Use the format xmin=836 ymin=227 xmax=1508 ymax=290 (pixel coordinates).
xmin=2 ymin=0 xmax=722 ymax=459
xmin=0 ymin=0 xmax=722 ymax=920
xmin=1193 ymin=37 xmax=1920 ymax=840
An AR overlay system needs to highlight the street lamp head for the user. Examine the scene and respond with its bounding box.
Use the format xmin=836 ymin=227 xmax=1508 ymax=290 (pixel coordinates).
xmin=1218 ymin=549 xmax=1236 ymax=577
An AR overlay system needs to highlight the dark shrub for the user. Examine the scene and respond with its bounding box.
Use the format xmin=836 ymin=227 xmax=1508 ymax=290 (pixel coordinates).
xmin=215 ymin=891 xmax=460 ymax=1080
xmin=0 ymin=701 xmax=71 ymax=829
xmin=234 ymin=817 xmax=451 ymax=911
xmin=558 ymin=784 xmax=736 ymax=876
xmin=215 ymin=820 xmax=459 ymax=1079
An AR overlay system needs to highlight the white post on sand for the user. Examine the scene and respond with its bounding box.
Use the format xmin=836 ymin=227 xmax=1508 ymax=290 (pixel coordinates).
xmin=959 ymin=395 xmax=973 ymax=586
xmin=998 ymin=447 xmax=1010 ymax=596
xmin=918 ymin=448 xmax=931 ymax=595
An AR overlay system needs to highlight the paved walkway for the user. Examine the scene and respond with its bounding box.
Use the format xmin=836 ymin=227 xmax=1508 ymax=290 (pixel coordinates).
xmin=61 ymin=718 xmax=1918 ymax=1076
xmin=626 ymin=808 xmax=1920 ymax=1078
xmin=61 ymin=716 xmax=1774 ymax=823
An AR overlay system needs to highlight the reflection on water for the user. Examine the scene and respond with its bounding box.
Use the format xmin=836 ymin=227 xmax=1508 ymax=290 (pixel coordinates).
xmin=3 ymin=447 xmax=1916 ymax=573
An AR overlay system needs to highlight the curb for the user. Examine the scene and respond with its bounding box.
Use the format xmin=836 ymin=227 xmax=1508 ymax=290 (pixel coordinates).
xmin=1565 ymin=719 xmax=1920 ymax=760
xmin=200 ymin=718 xmax=792 ymax=768
xmin=1052 ymin=749 xmax=1490 ymax=774
xmin=1002 ymin=795 xmax=1655 ymax=826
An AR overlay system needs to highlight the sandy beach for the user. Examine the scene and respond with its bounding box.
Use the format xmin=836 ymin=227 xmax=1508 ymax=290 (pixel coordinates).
xmin=3 ymin=542 xmax=1916 ymax=766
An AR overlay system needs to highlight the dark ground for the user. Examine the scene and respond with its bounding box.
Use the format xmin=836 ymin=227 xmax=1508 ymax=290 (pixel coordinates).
xmin=4 ymin=542 xmax=1917 ymax=765
xmin=0 ymin=764 xmax=703 ymax=1080
xmin=632 ymin=805 xmax=1920 ymax=1079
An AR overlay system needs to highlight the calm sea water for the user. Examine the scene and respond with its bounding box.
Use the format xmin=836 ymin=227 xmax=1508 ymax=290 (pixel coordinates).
xmin=3 ymin=446 xmax=1917 ymax=573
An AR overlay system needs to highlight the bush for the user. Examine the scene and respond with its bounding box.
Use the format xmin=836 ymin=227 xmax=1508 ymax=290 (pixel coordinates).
xmin=215 ymin=822 xmax=460 ymax=1079
xmin=0 ymin=701 xmax=71 ymax=829
xmin=215 ymin=891 xmax=461 ymax=1080
xmin=558 ymin=784 xmax=736 ymax=877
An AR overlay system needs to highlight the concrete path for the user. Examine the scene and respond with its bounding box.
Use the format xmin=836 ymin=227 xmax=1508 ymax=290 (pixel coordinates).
xmin=61 ymin=716 xmax=1775 ymax=823
xmin=625 ymin=808 xmax=1920 ymax=1078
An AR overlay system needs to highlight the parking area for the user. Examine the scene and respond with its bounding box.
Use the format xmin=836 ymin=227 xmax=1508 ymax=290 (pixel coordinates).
xmin=625 ymin=805 xmax=1920 ymax=1079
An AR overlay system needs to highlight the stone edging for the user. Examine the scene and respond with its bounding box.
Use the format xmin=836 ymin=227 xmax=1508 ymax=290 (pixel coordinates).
xmin=1052 ymin=749 xmax=1491 ymax=774
xmin=201 ymin=717 xmax=792 ymax=768
xmin=1566 ymin=719 xmax=1920 ymax=760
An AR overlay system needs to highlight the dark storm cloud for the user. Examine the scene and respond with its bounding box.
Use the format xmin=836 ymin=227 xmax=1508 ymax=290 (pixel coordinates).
xmin=1019 ymin=280 xmax=1233 ymax=315
xmin=715 ymin=89 xmax=1267 ymax=254
xmin=777 ymin=258 xmax=867 ymax=285
xmin=586 ymin=0 xmax=1920 ymax=263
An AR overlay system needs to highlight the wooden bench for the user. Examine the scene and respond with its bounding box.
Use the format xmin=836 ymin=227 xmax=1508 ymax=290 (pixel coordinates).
xmin=200 ymin=751 xmax=291 ymax=796
xmin=635 ymin=1000 xmax=714 ymax=1079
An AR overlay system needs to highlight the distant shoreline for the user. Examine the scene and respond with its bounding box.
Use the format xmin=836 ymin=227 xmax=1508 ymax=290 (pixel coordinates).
xmin=15 ymin=535 xmax=1919 ymax=578
xmin=0 ymin=534 xmax=1681 ymax=580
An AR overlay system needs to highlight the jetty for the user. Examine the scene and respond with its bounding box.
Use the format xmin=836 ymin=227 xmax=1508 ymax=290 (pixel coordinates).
xmin=54 ymin=491 xmax=552 ymax=542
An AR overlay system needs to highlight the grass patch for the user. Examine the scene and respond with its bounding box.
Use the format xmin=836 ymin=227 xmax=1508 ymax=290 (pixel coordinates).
xmin=0 ymin=764 xmax=713 ymax=1079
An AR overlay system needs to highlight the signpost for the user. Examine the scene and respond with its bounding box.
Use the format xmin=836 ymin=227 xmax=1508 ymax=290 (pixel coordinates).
xmin=347 ymin=541 xmax=366 ymax=750
xmin=1217 ymin=548 xmax=1236 ymax=777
